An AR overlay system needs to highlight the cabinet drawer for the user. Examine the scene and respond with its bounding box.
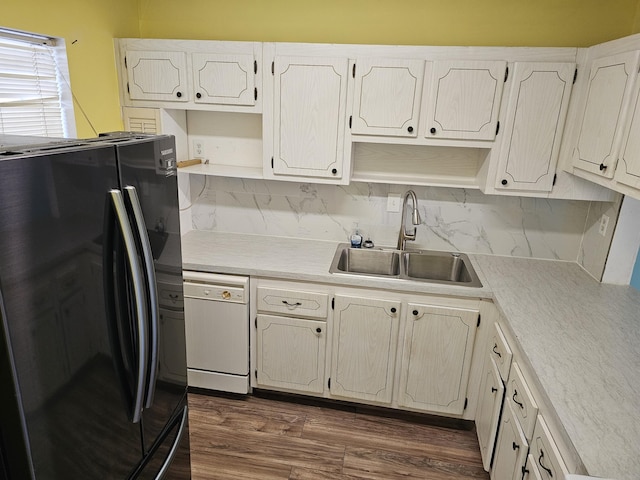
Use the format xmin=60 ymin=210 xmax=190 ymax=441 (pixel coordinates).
xmin=507 ymin=363 xmax=538 ymax=440
xmin=530 ymin=415 xmax=569 ymax=480
xmin=257 ymin=287 xmax=328 ymax=319
xmin=490 ymin=323 xmax=513 ymax=381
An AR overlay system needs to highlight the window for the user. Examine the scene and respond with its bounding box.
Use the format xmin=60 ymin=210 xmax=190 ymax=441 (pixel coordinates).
xmin=0 ymin=27 xmax=75 ymax=138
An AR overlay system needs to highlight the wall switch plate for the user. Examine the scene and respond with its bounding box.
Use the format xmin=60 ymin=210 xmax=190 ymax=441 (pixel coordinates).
xmin=599 ymin=213 xmax=610 ymax=236
xmin=192 ymin=139 xmax=204 ymax=159
xmin=387 ymin=194 xmax=401 ymax=213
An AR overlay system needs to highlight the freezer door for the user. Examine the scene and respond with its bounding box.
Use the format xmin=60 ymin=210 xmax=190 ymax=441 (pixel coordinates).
xmin=0 ymin=146 xmax=144 ymax=478
xmin=113 ymin=135 xmax=188 ymax=454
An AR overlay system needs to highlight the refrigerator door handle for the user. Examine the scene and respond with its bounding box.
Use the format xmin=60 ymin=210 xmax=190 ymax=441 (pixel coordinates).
xmin=124 ymin=185 xmax=160 ymax=409
xmin=154 ymin=406 xmax=188 ymax=480
xmin=109 ymin=189 xmax=149 ymax=424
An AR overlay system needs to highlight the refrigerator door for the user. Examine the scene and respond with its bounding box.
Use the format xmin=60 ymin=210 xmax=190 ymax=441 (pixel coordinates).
xmin=0 ymin=145 xmax=144 ymax=478
xmin=111 ymin=135 xmax=189 ymax=464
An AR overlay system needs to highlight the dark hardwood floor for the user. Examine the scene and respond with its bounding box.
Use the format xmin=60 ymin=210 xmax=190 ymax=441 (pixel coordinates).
xmin=187 ymin=391 xmax=489 ymax=480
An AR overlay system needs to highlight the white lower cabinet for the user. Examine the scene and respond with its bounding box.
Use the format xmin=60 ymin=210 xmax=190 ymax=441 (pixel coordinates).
xmin=397 ymin=303 xmax=479 ymax=415
xmin=491 ymin=401 xmax=529 ymax=480
xmin=329 ymin=295 xmax=401 ymax=404
xmin=256 ymin=314 xmax=326 ymax=394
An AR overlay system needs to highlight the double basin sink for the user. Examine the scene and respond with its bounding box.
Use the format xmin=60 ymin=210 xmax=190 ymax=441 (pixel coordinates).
xmin=329 ymin=243 xmax=482 ymax=288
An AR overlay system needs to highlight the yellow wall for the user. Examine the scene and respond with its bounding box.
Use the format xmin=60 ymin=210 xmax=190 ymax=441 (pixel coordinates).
xmin=138 ymin=0 xmax=640 ymax=47
xmin=4 ymin=0 xmax=139 ymax=137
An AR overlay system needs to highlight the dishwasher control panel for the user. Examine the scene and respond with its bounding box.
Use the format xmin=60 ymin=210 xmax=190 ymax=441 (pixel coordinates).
xmin=183 ymin=271 xmax=249 ymax=304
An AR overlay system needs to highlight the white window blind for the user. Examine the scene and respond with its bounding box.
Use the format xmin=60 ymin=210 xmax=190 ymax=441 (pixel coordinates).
xmin=0 ymin=31 xmax=68 ymax=137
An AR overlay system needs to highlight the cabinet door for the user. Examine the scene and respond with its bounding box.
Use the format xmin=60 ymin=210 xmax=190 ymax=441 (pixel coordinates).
xmin=424 ymin=60 xmax=507 ymax=140
xmin=256 ymin=314 xmax=326 ymax=394
xmin=125 ymin=50 xmax=189 ymax=102
xmin=573 ymin=51 xmax=640 ymax=178
xmin=397 ymin=304 xmax=479 ymax=415
xmin=529 ymin=415 xmax=569 ymax=480
xmin=476 ymin=358 xmax=505 ymax=471
xmin=351 ymin=58 xmax=424 ymax=137
xmin=192 ymin=53 xmax=256 ymax=106
xmin=272 ymin=56 xmax=349 ymax=180
xmin=330 ymin=295 xmax=400 ymax=404
xmin=495 ymin=62 xmax=575 ymax=192
xmin=615 ymin=66 xmax=640 ymax=189
xmin=522 ymin=454 xmax=544 ymax=480
xmin=491 ymin=402 xmax=529 ymax=480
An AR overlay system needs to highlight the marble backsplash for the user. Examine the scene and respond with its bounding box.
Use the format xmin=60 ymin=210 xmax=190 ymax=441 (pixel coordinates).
xmin=186 ymin=176 xmax=609 ymax=264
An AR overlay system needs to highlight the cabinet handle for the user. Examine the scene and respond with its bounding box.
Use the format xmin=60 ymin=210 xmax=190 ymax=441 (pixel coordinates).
xmin=222 ymin=291 xmax=231 ymax=300
xmin=282 ymin=300 xmax=302 ymax=307
xmin=512 ymin=389 xmax=524 ymax=409
xmin=331 ymin=168 xmax=338 ymax=175
xmin=491 ymin=386 xmax=498 ymax=393
xmin=430 ymin=127 xmax=436 ymax=134
xmin=412 ymin=309 xmax=419 ymax=316
xmin=501 ymin=179 xmax=508 ymax=186
xmin=176 ymin=91 xmax=182 ymax=98
xmin=512 ymin=442 xmax=520 ymax=451
xmin=492 ymin=343 xmax=502 ymax=358
xmin=407 ymin=126 xmax=414 ymax=133
xmin=196 ymin=92 xmax=202 ymax=99
xmin=390 ymin=307 xmax=397 ymax=313
xmin=599 ymin=163 xmax=607 ymax=171
xmin=316 ymin=327 xmax=322 ymax=333
xmin=538 ymin=451 xmax=553 ymax=477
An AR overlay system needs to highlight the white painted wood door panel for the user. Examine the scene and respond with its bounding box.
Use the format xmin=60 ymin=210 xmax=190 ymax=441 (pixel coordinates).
xmin=330 ymin=295 xmax=400 ymax=404
xmin=192 ymin=53 xmax=255 ymax=106
xmin=256 ymin=314 xmax=326 ymax=394
xmin=351 ymin=57 xmax=424 ymax=137
xmin=573 ymin=51 xmax=640 ymax=178
xmin=615 ymin=65 xmax=640 ymax=189
xmin=476 ymin=358 xmax=505 ymax=471
xmin=491 ymin=402 xmax=529 ymax=480
xmin=125 ymin=50 xmax=189 ymax=102
xmin=398 ymin=303 xmax=479 ymax=415
xmin=272 ymin=56 xmax=348 ymax=179
xmin=495 ymin=62 xmax=575 ymax=192
xmin=424 ymin=60 xmax=506 ymax=140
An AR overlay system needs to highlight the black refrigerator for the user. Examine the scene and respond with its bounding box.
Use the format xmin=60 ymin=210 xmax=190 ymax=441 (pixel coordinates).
xmin=0 ymin=133 xmax=190 ymax=479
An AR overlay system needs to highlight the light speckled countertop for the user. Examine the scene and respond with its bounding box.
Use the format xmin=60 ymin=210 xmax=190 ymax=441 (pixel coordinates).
xmin=182 ymin=230 xmax=640 ymax=480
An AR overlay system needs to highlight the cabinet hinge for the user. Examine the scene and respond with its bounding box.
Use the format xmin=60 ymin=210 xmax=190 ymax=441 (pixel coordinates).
xmin=349 ymin=115 xmax=352 ymax=129
xmin=328 ymin=378 xmax=331 ymax=389
xmin=127 ymin=82 xmax=130 ymax=94
xmin=254 ymin=369 xmax=258 ymax=379
xmin=254 ymin=317 xmax=257 ymax=328
xmin=553 ymin=173 xmax=557 ymax=186
xmin=124 ymin=56 xmax=127 ymax=68
xmin=495 ymin=121 xmax=500 ymax=136
xmin=464 ymin=398 xmax=468 ymax=410
xmin=352 ymin=64 xmax=356 ymax=78
xmin=271 ymin=157 xmax=274 ymax=169
xmin=271 ymin=61 xmax=274 ymax=75
xmin=477 ymin=315 xmax=481 ymax=328
xmin=254 ymin=87 xmax=258 ymax=101
xmin=254 ymin=60 xmax=258 ymax=75
xmin=331 ymin=297 xmax=335 ymax=310
xmin=573 ymin=68 xmax=578 ymax=84
xmin=504 ymin=66 xmax=509 ymax=83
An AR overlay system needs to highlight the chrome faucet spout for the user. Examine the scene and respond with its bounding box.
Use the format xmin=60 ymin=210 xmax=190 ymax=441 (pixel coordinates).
xmin=397 ymin=190 xmax=421 ymax=251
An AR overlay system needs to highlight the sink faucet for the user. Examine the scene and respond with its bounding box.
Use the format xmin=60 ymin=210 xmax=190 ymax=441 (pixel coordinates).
xmin=396 ymin=190 xmax=421 ymax=250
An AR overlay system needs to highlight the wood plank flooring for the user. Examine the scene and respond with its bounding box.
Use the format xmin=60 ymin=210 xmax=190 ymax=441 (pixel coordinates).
xmin=188 ymin=391 xmax=489 ymax=480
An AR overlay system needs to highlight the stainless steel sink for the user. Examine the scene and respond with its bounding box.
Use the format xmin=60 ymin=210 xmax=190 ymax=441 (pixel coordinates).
xmin=329 ymin=244 xmax=482 ymax=287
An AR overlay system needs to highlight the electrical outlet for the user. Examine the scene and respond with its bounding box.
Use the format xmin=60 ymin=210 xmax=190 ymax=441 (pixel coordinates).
xmin=598 ymin=214 xmax=610 ymax=237
xmin=192 ymin=139 xmax=204 ymax=159
xmin=387 ymin=194 xmax=401 ymax=213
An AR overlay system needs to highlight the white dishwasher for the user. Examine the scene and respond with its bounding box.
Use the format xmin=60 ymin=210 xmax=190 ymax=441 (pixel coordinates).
xmin=183 ymin=271 xmax=250 ymax=394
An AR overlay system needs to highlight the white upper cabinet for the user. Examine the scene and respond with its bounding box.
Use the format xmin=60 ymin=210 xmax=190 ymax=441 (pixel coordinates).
xmin=494 ymin=62 xmax=575 ymax=192
xmin=351 ymin=58 xmax=425 ymax=137
xmin=572 ymin=51 xmax=640 ymax=178
xmin=192 ymin=53 xmax=256 ymax=106
xmin=424 ymin=60 xmax=507 ymax=141
xmin=271 ymin=55 xmax=349 ymax=181
xmin=125 ymin=50 xmax=189 ymax=103
xmin=614 ymin=62 xmax=640 ymax=189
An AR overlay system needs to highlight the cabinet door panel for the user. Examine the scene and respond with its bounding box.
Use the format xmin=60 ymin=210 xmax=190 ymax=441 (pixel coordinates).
xmin=573 ymin=51 xmax=640 ymax=178
xmin=256 ymin=315 xmax=326 ymax=394
xmin=330 ymin=295 xmax=400 ymax=404
xmin=530 ymin=415 xmax=569 ymax=480
xmin=496 ymin=62 xmax=575 ymax=192
xmin=273 ymin=56 xmax=348 ymax=179
xmin=425 ymin=60 xmax=506 ymax=140
xmin=615 ymin=67 xmax=640 ymax=189
xmin=192 ymin=53 xmax=255 ymax=106
xmin=476 ymin=358 xmax=505 ymax=471
xmin=125 ymin=50 xmax=189 ymax=102
xmin=491 ymin=402 xmax=529 ymax=480
xmin=352 ymin=58 xmax=424 ymax=137
xmin=398 ymin=304 xmax=479 ymax=415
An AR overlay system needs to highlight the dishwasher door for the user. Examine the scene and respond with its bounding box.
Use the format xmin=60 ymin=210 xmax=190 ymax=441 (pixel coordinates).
xmin=183 ymin=271 xmax=250 ymax=394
